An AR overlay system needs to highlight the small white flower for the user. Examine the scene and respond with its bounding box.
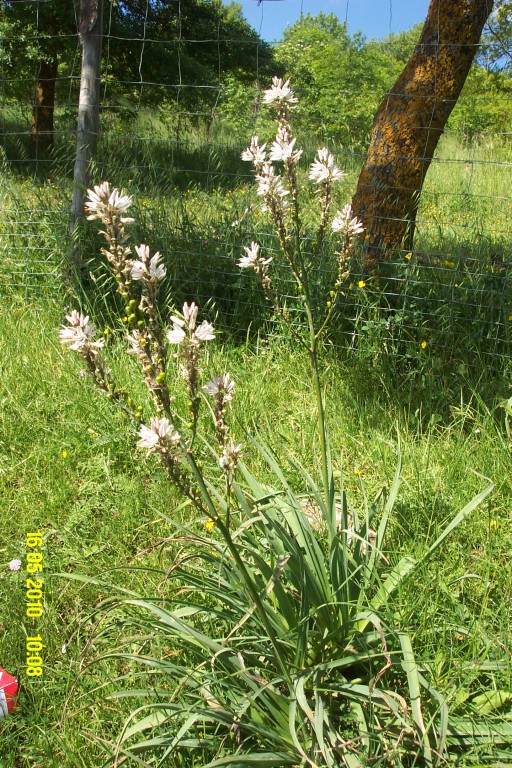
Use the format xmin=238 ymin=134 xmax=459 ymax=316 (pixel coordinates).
xmin=238 ymin=242 xmax=272 ymax=272
xmin=9 ymin=559 xmax=22 ymax=572
xmin=193 ymin=321 xmax=215 ymax=343
xmin=256 ymin=164 xmax=289 ymax=202
xmin=130 ymin=260 xmax=146 ymax=281
xmin=203 ymin=373 xmax=235 ymax=400
xmin=238 ymin=241 xmax=259 ymax=269
xmin=131 ymin=246 xmax=166 ymax=282
xmin=85 ymin=182 xmax=133 ymax=221
xmin=167 ymin=304 xmax=214 ymax=345
xmin=167 ymin=323 xmax=186 ymax=345
xmin=108 ymin=188 xmax=132 ymax=213
xmin=59 ymin=310 xmax=104 ymax=352
xmin=137 ymin=417 xmax=180 ymax=451
xmin=269 ymin=127 xmax=302 ymax=164
xmin=241 ymin=136 xmax=267 ymax=166
xmin=61 ymin=644 xmax=67 ymax=654
xmin=309 ymin=148 xmax=345 ymax=184
xmin=149 ymin=253 xmax=165 ymax=280
xmin=182 ymin=302 xmax=198 ymax=330
xmin=331 ymin=204 xmax=365 ymax=238
xmin=263 ymin=77 xmax=298 ymax=106
xmin=219 ymin=440 xmax=243 ymax=471
xmin=126 ymin=331 xmax=143 ymax=355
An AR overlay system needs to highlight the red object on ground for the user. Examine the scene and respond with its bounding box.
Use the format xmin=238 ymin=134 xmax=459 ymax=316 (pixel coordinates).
xmin=0 ymin=666 xmax=18 ymax=716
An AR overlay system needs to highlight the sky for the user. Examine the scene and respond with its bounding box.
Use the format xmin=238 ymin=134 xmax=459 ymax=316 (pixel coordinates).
xmin=238 ymin=0 xmax=431 ymax=43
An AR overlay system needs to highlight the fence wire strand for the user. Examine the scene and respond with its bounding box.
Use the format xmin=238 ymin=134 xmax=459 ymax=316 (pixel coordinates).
xmin=0 ymin=0 xmax=511 ymax=370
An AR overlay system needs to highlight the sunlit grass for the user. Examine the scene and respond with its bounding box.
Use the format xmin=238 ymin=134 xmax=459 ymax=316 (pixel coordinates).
xmin=0 ymin=290 xmax=511 ymax=764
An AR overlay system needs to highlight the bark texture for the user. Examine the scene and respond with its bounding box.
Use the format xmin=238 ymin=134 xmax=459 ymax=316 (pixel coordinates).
xmin=352 ymin=0 xmax=493 ymax=272
xmin=30 ymin=54 xmax=58 ymax=158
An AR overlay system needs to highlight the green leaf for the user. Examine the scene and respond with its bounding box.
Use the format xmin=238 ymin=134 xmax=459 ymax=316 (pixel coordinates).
xmin=471 ymin=690 xmax=512 ymax=714
xmin=203 ymin=753 xmax=297 ymax=767
xmin=420 ymin=481 xmax=494 ymax=564
xmin=399 ymin=632 xmax=433 ymax=767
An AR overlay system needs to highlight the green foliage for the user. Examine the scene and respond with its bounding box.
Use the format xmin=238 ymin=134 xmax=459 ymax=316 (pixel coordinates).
xmin=0 ymin=0 xmax=275 ymax=151
xmin=1 ymin=288 xmax=511 ymax=765
xmin=481 ymin=0 xmax=512 ymax=70
xmin=272 ymin=14 xmax=423 ymax=151
xmin=76 ymin=450 xmax=498 ymax=767
xmin=448 ymin=66 xmax=512 ymax=139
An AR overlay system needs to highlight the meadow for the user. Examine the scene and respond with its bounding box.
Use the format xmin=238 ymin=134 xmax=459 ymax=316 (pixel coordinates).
xmin=0 ymin=113 xmax=511 ymax=766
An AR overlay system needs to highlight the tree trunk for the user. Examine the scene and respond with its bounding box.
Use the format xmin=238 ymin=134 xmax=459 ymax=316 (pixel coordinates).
xmin=352 ymin=0 xmax=494 ymax=273
xmin=30 ymin=53 xmax=58 ymax=159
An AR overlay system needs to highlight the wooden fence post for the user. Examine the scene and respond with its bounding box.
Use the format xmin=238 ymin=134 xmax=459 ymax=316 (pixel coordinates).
xmin=69 ymin=0 xmax=104 ymax=273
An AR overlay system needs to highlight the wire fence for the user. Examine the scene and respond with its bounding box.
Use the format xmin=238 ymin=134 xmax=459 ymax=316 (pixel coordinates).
xmin=1 ymin=0 xmax=511 ymax=372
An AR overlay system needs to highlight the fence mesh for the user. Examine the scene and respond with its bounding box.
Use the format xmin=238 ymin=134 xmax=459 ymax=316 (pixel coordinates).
xmin=0 ymin=0 xmax=511 ymax=371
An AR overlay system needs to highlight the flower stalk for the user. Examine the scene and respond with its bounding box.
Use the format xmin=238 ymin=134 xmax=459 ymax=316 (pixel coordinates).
xmin=240 ymin=77 xmax=364 ymax=508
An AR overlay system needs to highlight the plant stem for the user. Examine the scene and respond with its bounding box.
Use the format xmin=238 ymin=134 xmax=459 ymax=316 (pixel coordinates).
xmin=183 ymin=451 xmax=292 ymax=685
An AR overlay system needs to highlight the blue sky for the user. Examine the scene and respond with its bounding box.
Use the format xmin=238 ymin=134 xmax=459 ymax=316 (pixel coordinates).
xmin=238 ymin=0 xmax=431 ymax=42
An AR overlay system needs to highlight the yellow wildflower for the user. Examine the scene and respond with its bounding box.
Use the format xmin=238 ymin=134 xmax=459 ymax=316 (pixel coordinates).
xmin=405 ymin=252 xmax=412 ymax=260
xmin=61 ymin=450 xmax=68 ymax=458
xmin=421 ymin=340 xmax=427 ymax=349
xmin=358 ymin=280 xmax=366 ymax=289
xmin=205 ymin=519 xmax=215 ymax=531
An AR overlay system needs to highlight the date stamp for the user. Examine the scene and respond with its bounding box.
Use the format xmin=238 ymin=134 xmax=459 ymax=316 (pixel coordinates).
xmin=25 ymin=531 xmax=43 ymax=677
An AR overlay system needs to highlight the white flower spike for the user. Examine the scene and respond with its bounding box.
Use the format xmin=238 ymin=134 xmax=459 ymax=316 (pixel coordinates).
xmin=85 ymin=182 xmax=133 ymax=222
xmin=331 ymin=204 xmax=365 ymax=238
xmin=59 ymin=310 xmax=104 ymax=352
xmin=309 ymin=148 xmax=345 ymax=184
xmin=263 ymin=77 xmax=298 ymax=106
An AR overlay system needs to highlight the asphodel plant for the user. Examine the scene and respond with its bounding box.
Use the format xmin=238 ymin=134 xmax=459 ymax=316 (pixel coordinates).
xmin=59 ymin=78 xmax=497 ymax=768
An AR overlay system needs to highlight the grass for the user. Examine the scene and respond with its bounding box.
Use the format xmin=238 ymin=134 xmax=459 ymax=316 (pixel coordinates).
xmin=0 ymin=288 xmax=511 ymax=765
xmin=0 ymin=117 xmax=511 ymax=765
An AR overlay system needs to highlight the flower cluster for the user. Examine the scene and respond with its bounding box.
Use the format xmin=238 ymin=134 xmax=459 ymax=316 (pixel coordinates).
xmin=203 ymin=373 xmax=235 ymax=448
xmin=167 ymin=303 xmax=215 ymax=347
xmin=59 ymin=311 xmax=104 ymax=354
xmin=241 ymin=136 xmax=267 ymax=171
xmin=309 ymin=148 xmax=345 ymax=184
xmin=130 ymin=244 xmax=166 ymax=283
xmin=85 ymin=182 xmax=133 ymax=224
xmin=137 ymin=416 xmax=180 ymax=454
xmin=269 ymin=126 xmax=302 ymax=165
xmin=165 ymin=302 xmax=215 ymax=436
xmin=84 ymin=183 xmax=135 ymax=298
xmin=263 ymin=77 xmax=298 ymax=107
xmin=331 ymin=203 xmax=365 ymax=240
xmin=240 ymin=76 xmax=365 ymax=334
